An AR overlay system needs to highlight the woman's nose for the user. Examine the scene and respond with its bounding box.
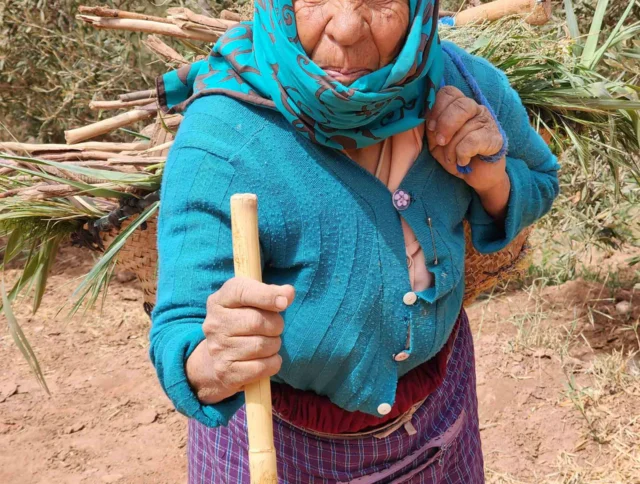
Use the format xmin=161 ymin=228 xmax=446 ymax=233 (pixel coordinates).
xmin=324 ymin=2 xmax=367 ymax=47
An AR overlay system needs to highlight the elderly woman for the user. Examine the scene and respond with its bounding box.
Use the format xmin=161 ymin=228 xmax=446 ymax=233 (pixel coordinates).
xmin=150 ymin=0 xmax=559 ymax=481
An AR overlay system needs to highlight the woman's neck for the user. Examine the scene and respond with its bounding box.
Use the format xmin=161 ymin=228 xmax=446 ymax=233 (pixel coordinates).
xmin=344 ymin=140 xmax=387 ymax=176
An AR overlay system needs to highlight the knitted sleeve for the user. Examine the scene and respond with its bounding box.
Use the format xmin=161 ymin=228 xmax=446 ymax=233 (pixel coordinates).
xmin=444 ymin=42 xmax=561 ymax=253
xmin=149 ymin=144 xmax=253 ymax=427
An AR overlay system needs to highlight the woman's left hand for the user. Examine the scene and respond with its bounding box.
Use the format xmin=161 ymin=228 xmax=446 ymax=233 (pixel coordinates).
xmin=425 ymin=86 xmax=508 ymax=194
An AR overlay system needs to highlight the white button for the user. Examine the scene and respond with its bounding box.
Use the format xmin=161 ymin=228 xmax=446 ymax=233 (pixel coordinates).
xmin=403 ymin=291 xmax=418 ymax=305
xmin=377 ymin=403 xmax=392 ymax=415
xmin=394 ymin=351 xmax=410 ymax=362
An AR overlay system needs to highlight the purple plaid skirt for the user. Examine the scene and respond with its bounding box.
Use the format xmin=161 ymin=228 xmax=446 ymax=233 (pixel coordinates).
xmin=188 ymin=310 xmax=483 ymax=483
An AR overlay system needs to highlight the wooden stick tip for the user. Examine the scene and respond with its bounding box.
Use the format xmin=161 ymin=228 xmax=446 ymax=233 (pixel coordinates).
xmin=231 ymin=193 xmax=258 ymax=204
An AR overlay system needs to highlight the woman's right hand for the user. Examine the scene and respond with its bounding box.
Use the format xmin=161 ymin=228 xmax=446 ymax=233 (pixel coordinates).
xmin=185 ymin=277 xmax=295 ymax=405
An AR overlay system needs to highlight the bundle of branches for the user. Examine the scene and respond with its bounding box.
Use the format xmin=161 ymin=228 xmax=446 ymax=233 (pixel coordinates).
xmin=1 ymin=0 xmax=639 ymax=385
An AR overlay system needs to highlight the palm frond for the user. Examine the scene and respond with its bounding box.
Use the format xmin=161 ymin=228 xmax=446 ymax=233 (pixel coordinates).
xmin=564 ymin=0 xmax=581 ymax=41
xmin=1 ymin=281 xmax=50 ymax=395
xmin=0 ymin=154 xmax=161 ymax=194
xmin=581 ymin=0 xmax=609 ymax=67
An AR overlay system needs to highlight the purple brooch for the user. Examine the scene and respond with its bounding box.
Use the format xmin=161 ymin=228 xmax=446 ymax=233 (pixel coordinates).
xmin=392 ymin=189 xmax=410 ymax=211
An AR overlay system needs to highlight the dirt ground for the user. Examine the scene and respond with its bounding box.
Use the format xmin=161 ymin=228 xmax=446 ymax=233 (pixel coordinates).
xmin=1 ymin=246 xmax=639 ymax=484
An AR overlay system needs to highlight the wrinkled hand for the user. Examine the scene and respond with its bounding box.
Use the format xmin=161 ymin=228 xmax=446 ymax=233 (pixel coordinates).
xmin=426 ymin=86 xmax=508 ymax=194
xmin=186 ymin=277 xmax=295 ymax=405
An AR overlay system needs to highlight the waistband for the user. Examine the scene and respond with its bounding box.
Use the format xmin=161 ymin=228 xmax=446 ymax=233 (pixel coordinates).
xmin=273 ymin=320 xmax=460 ymax=440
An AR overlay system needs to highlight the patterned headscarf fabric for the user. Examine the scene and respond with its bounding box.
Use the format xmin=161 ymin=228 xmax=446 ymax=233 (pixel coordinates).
xmin=156 ymin=0 xmax=444 ymax=150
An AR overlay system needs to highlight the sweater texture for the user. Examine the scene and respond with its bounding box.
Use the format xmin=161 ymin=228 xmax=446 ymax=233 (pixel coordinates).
xmin=150 ymin=41 xmax=560 ymax=428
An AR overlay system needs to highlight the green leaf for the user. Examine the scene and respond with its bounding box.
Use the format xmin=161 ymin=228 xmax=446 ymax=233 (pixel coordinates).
xmin=118 ymin=127 xmax=151 ymax=140
xmin=0 ymin=153 xmax=159 ymax=186
xmin=32 ymin=236 xmax=61 ymax=313
xmin=561 ymin=119 xmax=590 ymax=173
xmin=563 ymin=0 xmax=581 ymax=42
xmin=3 ymin=229 xmax=23 ymax=265
xmin=179 ymin=38 xmax=210 ymax=56
xmin=67 ymin=196 xmax=107 ymax=217
xmin=621 ymin=48 xmax=640 ymax=60
xmin=1 ymin=280 xmax=50 ymax=395
xmin=0 ymin=159 xmax=126 ymax=199
xmin=589 ymin=2 xmax=638 ymax=69
xmin=7 ymin=241 xmax=42 ymax=304
xmin=470 ymin=35 xmax=491 ymax=53
xmin=581 ymin=0 xmax=609 ymax=67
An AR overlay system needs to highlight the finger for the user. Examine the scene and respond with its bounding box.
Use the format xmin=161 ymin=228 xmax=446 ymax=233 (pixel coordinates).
xmin=444 ymin=116 xmax=488 ymax=167
xmin=226 ymin=354 xmax=283 ymax=387
xmin=426 ymin=86 xmax=465 ymax=133
xmin=204 ymin=307 xmax=283 ymax=337
xmin=434 ymin=96 xmax=481 ymax=149
xmin=217 ymin=307 xmax=284 ymax=337
xmin=211 ymin=277 xmax=295 ymax=311
xmin=455 ymin=129 xmax=488 ymax=167
xmin=224 ymin=335 xmax=282 ymax=361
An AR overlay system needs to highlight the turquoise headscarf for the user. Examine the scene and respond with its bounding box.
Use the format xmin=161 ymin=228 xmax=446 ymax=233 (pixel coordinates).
xmin=157 ymin=0 xmax=444 ymax=150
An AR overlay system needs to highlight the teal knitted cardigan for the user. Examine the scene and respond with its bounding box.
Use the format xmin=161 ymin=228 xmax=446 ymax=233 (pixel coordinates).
xmin=150 ymin=41 xmax=560 ymax=428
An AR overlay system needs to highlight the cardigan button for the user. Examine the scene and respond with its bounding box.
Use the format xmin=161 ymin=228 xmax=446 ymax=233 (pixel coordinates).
xmin=392 ymin=189 xmax=410 ymax=211
xmin=394 ymin=351 xmax=410 ymax=362
xmin=403 ymin=291 xmax=418 ymax=305
xmin=377 ymin=403 xmax=392 ymax=415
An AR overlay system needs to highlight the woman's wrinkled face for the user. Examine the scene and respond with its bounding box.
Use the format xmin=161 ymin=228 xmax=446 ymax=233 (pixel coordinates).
xmin=294 ymin=0 xmax=410 ymax=85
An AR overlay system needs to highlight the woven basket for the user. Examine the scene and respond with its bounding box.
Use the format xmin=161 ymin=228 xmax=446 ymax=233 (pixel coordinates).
xmin=462 ymin=221 xmax=532 ymax=302
xmin=101 ymin=216 xmax=158 ymax=316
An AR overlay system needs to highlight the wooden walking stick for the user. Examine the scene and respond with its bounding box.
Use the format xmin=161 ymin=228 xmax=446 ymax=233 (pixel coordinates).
xmin=230 ymin=194 xmax=278 ymax=484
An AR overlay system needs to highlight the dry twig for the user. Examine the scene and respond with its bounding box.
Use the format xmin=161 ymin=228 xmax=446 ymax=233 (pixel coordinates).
xmin=119 ymin=90 xmax=156 ymax=102
xmin=166 ymin=8 xmax=236 ymax=31
xmin=41 ymin=151 xmax=115 ymax=161
xmin=90 ymin=98 xmax=159 ymax=110
xmin=78 ymin=6 xmax=171 ymax=24
xmin=0 ymin=141 xmax=148 ymax=154
xmin=65 ymin=108 xmax=156 ymax=145
xmin=143 ymin=35 xmax=188 ymax=65
xmin=77 ymin=15 xmax=220 ymax=43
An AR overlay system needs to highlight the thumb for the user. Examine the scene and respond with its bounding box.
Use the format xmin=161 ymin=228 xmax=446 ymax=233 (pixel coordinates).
xmin=275 ymin=284 xmax=296 ymax=311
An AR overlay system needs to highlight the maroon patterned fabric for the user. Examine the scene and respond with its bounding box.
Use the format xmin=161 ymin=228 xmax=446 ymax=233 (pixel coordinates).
xmin=187 ymin=310 xmax=484 ymax=483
